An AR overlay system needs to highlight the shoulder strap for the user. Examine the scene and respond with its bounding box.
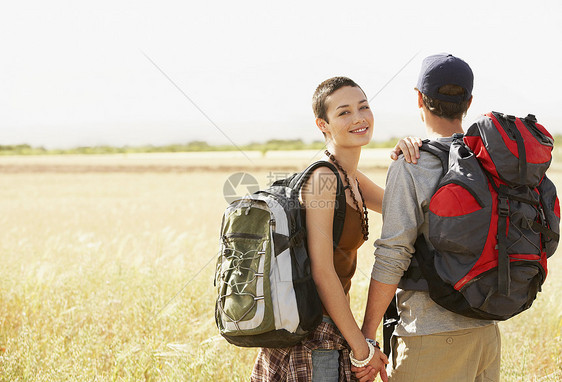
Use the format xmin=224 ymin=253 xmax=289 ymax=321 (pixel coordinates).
xmin=290 ymin=161 xmax=347 ymax=247
xmin=419 ymin=138 xmax=453 ymax=176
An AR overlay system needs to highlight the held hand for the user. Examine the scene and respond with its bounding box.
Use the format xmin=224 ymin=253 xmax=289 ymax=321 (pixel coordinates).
xmin=380 ymin=364 xmax=389 ymax=382
xmin=368 ymin=348 xmax=389 ymax=382
xmin=390 ymin=136 xmax=423 ymax=164
xmin=351 ymin=365 xmax=377 ymax=382
xmin=351 ymin=348 xmax=389 ymax=382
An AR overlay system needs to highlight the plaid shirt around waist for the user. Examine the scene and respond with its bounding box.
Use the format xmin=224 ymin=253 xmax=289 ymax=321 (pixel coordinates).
xmin=250 ymin=319 xmax=355 ymax=381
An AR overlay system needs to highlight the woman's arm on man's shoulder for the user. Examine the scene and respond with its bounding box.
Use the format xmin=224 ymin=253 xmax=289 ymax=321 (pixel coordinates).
xmin=356 ymin=170 xmax=384 ymax=214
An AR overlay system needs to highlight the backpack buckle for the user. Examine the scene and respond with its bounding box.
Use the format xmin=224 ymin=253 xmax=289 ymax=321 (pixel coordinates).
xmin=538 ymin=206 xmax=547 ymax=226
xmin=498 ymin=196 xmax=509 ymax=217
xmin=525 ymin=114 xmax=537 ymax=123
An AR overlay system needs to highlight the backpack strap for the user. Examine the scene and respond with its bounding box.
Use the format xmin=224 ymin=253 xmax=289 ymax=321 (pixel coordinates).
xmin=418 ymin=136 xmax=459 ymax=175
xmin=529 ymin=220 xmax=560 ymax=242
xmin=290 ymin=161 xmax=347 ymax=248
xmin=496 ymin=184 xmax=511 ymax=295
xmin=400 ymin=138 xmax=453 ymax=280
xmin=382 ymin=296 xmax=399 ymax=358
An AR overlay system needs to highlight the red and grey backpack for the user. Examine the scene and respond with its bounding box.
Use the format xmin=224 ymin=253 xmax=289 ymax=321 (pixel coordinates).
xmin=383 ymin=112 xmax=560 ymax=355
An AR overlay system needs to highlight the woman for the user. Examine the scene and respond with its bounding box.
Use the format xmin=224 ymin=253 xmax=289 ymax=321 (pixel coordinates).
xmin=251 ymin=77 xmax=421 ymax=382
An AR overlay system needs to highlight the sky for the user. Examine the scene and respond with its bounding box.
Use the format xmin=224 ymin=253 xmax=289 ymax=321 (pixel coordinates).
xmin=2 ymin=0 xmax=561 ymax=148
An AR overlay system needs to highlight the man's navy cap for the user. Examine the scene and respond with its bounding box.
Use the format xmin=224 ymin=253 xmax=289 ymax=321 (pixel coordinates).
xmin=416 ymin=54 xmax=473 ymax=103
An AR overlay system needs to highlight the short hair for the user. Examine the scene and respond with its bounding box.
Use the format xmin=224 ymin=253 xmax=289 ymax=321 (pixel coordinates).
xmin=312 ymin=77 xmax=364 ymax=123
xmin=421 ymin=84 xmax=471 ymax=120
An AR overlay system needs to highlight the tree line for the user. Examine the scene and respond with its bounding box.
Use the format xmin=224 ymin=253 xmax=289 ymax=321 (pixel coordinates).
xmin=0 ymin=138 xmax=428 ymax=155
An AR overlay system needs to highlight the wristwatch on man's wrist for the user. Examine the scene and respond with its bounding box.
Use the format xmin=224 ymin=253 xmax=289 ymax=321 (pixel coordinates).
xmin=366 ymin=338 xmax=380 ymax=349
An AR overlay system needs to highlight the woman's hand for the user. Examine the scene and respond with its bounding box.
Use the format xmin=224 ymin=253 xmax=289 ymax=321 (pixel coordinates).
xmin=390 ymin=136 xmax=423 ymax=164
xmin=351 ymin=348 xmax=389 ymax=382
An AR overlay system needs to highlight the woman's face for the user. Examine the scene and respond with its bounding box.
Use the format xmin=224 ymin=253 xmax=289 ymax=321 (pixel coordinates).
xmin=320 ymin=86 xmax=374 ymax=148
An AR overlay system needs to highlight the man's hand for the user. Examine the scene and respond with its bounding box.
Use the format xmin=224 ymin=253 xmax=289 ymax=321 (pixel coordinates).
xmin=390 ymin=136 xmax=423 ymax=164
xmin=352 ymin=365 xmax=377 ymax=382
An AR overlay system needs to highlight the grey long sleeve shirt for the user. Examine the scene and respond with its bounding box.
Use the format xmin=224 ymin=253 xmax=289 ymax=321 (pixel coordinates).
xmin=372 ymin=138 xmax=492 ymax=336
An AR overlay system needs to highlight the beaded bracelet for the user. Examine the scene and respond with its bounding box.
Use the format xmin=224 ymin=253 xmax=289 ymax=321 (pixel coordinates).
xmin=349 ymin=341 xmax=375 ymax=367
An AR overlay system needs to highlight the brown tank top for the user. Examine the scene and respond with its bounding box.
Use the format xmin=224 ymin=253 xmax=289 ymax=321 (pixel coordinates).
xmin=322 ymin=203 xmax=365 ymax=314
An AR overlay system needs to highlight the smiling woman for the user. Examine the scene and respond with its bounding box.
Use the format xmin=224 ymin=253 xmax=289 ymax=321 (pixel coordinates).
xmin=319 ymin=86 xmax=374 ymax=145
xmin=250 ymin=77 xmax=401 ymax=382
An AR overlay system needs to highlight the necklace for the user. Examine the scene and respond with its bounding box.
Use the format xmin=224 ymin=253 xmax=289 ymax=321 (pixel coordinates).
xmin=324 ymin=150 xmax=369 ymax=240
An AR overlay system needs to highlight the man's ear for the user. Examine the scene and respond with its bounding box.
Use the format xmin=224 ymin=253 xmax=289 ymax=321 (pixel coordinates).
xmin=467 ymin=95 xmax=473 ymax=109
xmin=416 ymin=89 xmax=423 ymax=108
xmin=316 ymin=117 xmax=328 ymax=134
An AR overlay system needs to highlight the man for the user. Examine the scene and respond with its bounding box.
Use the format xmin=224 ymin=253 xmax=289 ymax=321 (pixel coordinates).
xmin=359 ymin=54 xmax=501 ymax=382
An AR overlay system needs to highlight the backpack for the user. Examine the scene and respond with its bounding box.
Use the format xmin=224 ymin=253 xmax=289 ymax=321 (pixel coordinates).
xmin=214 ymin=161 xmax=346 ymax=348
xmin=383 ymin=111 xmax=560 ymax=355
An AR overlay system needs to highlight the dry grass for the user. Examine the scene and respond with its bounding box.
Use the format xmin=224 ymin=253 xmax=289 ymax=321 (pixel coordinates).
xmin=0 ymin=153 xmax=560 ymax=381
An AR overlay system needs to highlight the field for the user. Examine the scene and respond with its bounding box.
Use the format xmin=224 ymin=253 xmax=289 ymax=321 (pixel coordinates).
xmin=0 ymin=150 xmax=561 ymax=381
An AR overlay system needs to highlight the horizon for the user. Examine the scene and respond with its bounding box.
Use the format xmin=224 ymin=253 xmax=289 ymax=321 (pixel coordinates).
xmin=0 ymin=136 xmax=407 ymax=152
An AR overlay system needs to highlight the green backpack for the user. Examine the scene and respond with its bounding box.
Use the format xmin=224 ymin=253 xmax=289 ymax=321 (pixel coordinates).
xmin=214 ymin=161 xmax=346 ymax=348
